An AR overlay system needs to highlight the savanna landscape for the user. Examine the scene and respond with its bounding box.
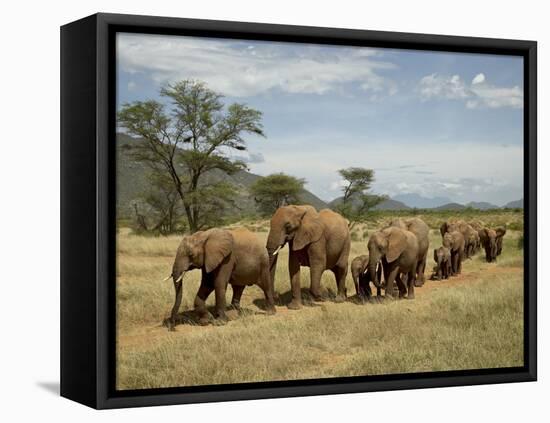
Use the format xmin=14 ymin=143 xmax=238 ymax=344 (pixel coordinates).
xmin=116 ymin=209 xmax=524 ymax=390
xmin=114 ymin=34 xmax=525 ymax=391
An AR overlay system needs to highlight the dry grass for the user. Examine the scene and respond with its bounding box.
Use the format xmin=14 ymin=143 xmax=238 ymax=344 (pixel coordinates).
xmin=116 ymin=211 xmax=524 ymax=390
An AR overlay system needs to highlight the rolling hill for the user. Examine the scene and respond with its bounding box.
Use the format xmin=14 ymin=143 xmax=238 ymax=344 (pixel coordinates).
xmin=433 ymin=202 xmax=467 ymax=211
xmin=465 ymin=201 xmax=499 ymax=210
xmin=502 ymin=199 xmax=523 ymax=209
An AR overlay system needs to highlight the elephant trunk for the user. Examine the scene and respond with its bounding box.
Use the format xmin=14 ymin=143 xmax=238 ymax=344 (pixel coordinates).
xmin=368 ymin=253 xmax=382 ymax=288
xmin=266 ymin=229 xmax=286 ymax=289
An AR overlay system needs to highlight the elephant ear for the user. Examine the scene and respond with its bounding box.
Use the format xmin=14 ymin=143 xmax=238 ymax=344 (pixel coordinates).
xmin=204 ymin=229 xmax=234 ymax=273
xmin=293 ymin=208 xmax=323 ymax=251
xmin=386 ymin=228 xmax=408 ymax=263
xmin=496 ymin=227 xmax=507 ymax=237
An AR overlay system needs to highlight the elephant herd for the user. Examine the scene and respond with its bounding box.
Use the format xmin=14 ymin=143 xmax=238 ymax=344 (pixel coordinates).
xmin=164 ymin=205 xmax=507 ymax=330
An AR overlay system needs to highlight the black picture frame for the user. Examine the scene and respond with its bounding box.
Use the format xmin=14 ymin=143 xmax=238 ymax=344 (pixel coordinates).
xmin=60 ymin=12 xmax=537 ymax=409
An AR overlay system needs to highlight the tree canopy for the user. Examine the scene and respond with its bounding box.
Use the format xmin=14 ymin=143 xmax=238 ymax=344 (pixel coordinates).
xmin=250 ymin=173 xmax=306 ymax=216
xmin=334 ymin=167 xmax=386 ymax=227
xmin=117 ymin=80 xmax=265 ymax=232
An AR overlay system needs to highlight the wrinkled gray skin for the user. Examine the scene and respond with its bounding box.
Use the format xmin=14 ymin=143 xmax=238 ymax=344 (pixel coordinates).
xmin=367 ymin=227 xmax=419 ymax=299
xmin=433 ymin=246 xmax=451 ymax=280
xmin=350 ymin=254 xmax=382 ymax=301
xmin=442 ymin=231 xmax=465 ymax=275
xmin=390 ymin=218 xmax=430 ymax=286
xmin=266 ymin=205 xmax=350 ymax=309
xmin=440 ymin=221 xmax=478 ymax=259
xmin=479 ymin=227 xmax=506 ymax=262
xmin=169 ymin=228 xmax=276 ymax=330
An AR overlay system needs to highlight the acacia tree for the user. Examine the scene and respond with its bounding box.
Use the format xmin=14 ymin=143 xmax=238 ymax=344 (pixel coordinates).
xmin=250 ymin=173 xmax=305 ymax=216
xmin=140 ymin=173 xmax=185 ymax=234
xmin=117 ymin=80 xmax=265 ymax=232
xmin=334 ymin=167 xmax=385 ymax=228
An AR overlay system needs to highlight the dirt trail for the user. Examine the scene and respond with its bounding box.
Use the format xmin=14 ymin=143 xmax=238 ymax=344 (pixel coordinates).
xmin=118 ymin=263 xmax=523 ymax=351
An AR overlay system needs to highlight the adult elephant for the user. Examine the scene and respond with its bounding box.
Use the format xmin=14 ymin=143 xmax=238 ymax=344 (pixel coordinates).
xmin=442 ymin=230 xmax=465 ymax=275
xmin=350 ymin=254 xmax=381 ymax=301
xmin=367 ymin=226 xmax=419 ymax=299
xmin=479 ymin=227 xmax=506 ymax=262
xmin=440 ymin=221 xmax=477 ymax=258
xmin=167 ymin=228 xmax=276 ymax=329
xmin=266 ymin=205 xmax=350 ymax=309
xmin=390 ymin=217 xmax=429 ymax=286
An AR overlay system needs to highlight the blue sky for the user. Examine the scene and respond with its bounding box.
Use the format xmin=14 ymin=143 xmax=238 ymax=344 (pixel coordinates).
xmin=117 ymin=33 xmax=524 ymax=206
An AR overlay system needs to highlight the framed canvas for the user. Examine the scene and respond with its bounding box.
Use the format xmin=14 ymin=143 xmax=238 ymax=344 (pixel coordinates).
xmin=60 ymin=13 xmax=537 ymax=409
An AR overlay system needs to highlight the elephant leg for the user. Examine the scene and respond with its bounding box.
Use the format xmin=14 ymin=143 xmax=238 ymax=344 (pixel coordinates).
xmin=451 ymin=252 xmax=457 ymax=275
xmin=194 ymin=282 xmax=214 ymax=325
xmin=384 ymin=266 xmax=399 ymax=299
xmin=213 ymin=268 xmax=231 ymax=323
xmin=332 ymin=265 xmax=347 ymax=303
xmin=416 ymin=256 xmax=426 ymax=286
xmin=288 ymin=253 xmax=302 ymax=310
xmin=309 ymin=262 xmax=325 ymax=302
xmin=260 ymin=263 xmax=276 ymax=315
xmin=407 ymin=270 xmax=416 ymax=299
xmin=230 ymin=284 xmax=245 ymax=310
xmin=168 ymin=280 xmax=183 ymax=331
xmin=457 ymin=252 xmax=463 ymax=274
xmin=395 ymin=274 xmax=407 ymax=298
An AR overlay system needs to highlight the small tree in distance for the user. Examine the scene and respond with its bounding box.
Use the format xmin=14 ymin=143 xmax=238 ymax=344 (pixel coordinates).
xmin=334 ymin=167 xmax=386 ymax=228
xmin=250 ymin=173 xmax=306 ymax=216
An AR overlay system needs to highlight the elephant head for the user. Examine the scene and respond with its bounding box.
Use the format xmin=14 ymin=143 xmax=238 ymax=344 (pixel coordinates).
xmin=367 ymin=227 xmax=407 ymax=287
xmin=171 ymin=229 xmax=234 ymax=282
xmin=266 ymin=205 xmax=323 ymax=259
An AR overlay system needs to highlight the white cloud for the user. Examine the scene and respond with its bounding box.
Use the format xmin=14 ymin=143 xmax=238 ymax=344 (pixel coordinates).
xmin=117 ymin=33 xmax=397 ymax=98
xmin=250 ymin=132 xmax=523 ymax=204
xmin=419 ymin=73 xmax=523 ymax=109
xmin=127 ymin=81 xmax=137 ymax=91
xmin=419 ymin=74 xmax=470 ymax=100
xmin=472 ymin=73 xmax=485 ymax=85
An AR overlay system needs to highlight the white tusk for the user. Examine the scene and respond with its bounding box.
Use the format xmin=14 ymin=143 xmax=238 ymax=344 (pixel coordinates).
xmin=175 ymin=272 xmax=185 ymax=283
xmin=272 ymin=245 xmax=282 ymax=256
xmin=163 ymin=275 xmax=172 ymax=282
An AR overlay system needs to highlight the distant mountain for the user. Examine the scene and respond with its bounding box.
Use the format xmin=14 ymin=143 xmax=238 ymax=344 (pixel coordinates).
xmin=465 ymin=201 xmax=499 ymax=210
xmin=393 ymin=193 xmax=452 ymax=209
xmin=116 ymin=133 xmax=328 ymax=218
xmin=502 ymin=199 xmax=523 ymax=209
xmin=328 ymin=196 xmax=410 ymax=211
xmin=374 ymin=198 xmax=411 ymax=210
xmin=433 ymin=202 xmax=467 ymax=211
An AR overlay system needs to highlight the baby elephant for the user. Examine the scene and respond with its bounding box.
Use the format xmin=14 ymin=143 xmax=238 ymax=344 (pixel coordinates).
xmin=433 ymin=246 xmax=451 ymax=281
xmin=350 ymin=255 xmax=381 ymax=301
xmin=167 ymin=227 xmax=276 ymax=330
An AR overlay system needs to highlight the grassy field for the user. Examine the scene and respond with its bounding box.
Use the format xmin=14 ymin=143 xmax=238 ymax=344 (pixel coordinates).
xmin=116 ymin=211 xmax=524 ymax=390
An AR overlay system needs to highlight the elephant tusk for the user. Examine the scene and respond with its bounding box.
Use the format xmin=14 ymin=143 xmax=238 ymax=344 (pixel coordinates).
xmin=272 ymin=245 xmax=282 ymax=256
xmin=163 ymin=275 xmax=172 ymax=282
xmin=175 ymin=272 xmax=186 ymax=283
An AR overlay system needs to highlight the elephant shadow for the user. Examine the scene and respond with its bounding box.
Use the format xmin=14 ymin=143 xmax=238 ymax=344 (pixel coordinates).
xmin=163 ymin=305 xmax=263 ymax=328
xmin=256 ymin=288 xmax=349 ymax=308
